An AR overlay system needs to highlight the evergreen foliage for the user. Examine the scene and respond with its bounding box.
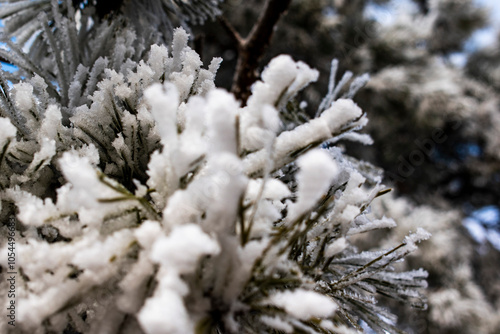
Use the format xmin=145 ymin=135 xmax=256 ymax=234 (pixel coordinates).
xmin=0 ymin=1 xmax=433 ymax=333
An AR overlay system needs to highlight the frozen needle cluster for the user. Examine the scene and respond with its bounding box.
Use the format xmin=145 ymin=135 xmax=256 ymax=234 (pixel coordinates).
xmin=0 ymin=2 xmax=430 ymax=333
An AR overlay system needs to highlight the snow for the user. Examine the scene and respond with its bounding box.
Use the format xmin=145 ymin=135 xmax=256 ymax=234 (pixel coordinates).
xmin=171 ymin=28 xmax=190 ymax=72
xmin=134 ymin=220 xmax=163 ymax=249
xmin=72 ymin=230 xmax=135 ymax=272
xmin=222 ymin=239 xmax=269 ymax=301
xmin=245 ymin=178 xmax=291 ymax=201
xmin=39 ymin=105 xmax=62 ymax=141
xmin=12 ymin=82 xmax=34 ymax=112
xmin=0 ymin=117 xmax=16 ymax=143
xmin=59 ymin=151 xmax=112 ymax=209
xmin=139 ymin=224 xmax=221 ymax=333
xmin=15 ymin=229 xmax=134 ymax=327
xmin=138 ymin=270 xmax=193 ymax=334
xmin=337 ymin=132 xmax=373 ymax=145
xmin=251 ymin=54 xmax=318 ymax=110
xmin=26 ymin=137 xmax=56 ymax=174
xmin=339 ymin=205 xmax=361 ymax=226
xmin=287 ymin=150 xmax=339 ymax=222
xmin=147 ymin=44 xmax=170 ymax=80
xmin=267 ymin=289 xmax=338 ymax=320
xmin=325 ymin=237 xmax=348 ymax=257
xmin=145 ymin=82 xmax=179 ymax=147
xmin=403 ymin=228 xmax=432 ymax=252
xmin=206 ymin=89 xmax=240 ymax=154
xmin=321 ymin=99 xmax=363 ymax=132
xmin=243 ymin=179 xmax=290 ymax=236
xmin=150 ymin=224 xmax=220 ymax=273
xmin=260 ymin=316 xmax=293 ymax=333
xmin=348 ymin=216 xmax=397 ymax=235
xmin=118 ymin=252 xmax=155 ymax=313
xmin=241 ymin=55 xmax=318 ymax=152
xmin=272 ymin=118 xmax=331 ymax=161
xmin=6 ymin=187 xmax=57 ymax=227
xmin=200 ymin=153 xmax=248 ymax=232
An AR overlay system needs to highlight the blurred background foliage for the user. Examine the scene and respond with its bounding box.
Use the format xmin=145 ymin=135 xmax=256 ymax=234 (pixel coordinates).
xmin=192 ymin=0 xmax=500 ymax=333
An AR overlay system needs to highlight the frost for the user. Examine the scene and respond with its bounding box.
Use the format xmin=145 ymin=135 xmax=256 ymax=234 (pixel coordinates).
xmin=250 ymin=55 xmax=319 ymax=110
xmin=206 ymin=89 xmax=240 ymax=154
xmin=322 ymin=99 xmax=363 ymax=130
xmin=6 ymin=187 xmax=58 ymax=227
xmin=287 ymin=149 xmax=339 ymax=222
xmin=140 ymin=224 xmax=219 ymax=334
xmin=12 ymin=82 xmax=34 ymax=112
xmin=59 ymin=152 xmax=113 ymax=209
xmin=260 ymin=316 xmax=294 ymax=333
xmin=138 ymin=275 xmax=193 ymax=334
xmin=348 ymin=216 xmax=397 ymax=235
xmin=326 ymin=237 xmax=348 ymax=257
xmin=38 ymin=105 xmax=62 ymax=141
xmin=145 ymin=83 xmax=180 ymax=146
xmin=267 ymin=289 xmax=338 ymax=320
xmin=134 ymin=220 xmax=163 ymax=249
xmin=403 ymin=228 xmax=432 ymax=251
xmin=0 ymin=117 xmax=17 ymax=143
xmin=150 ymin=224 xmax=220 ymax=273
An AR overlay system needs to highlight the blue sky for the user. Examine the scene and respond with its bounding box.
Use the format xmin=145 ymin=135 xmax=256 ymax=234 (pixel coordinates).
xmin=467 ymin=0 xmax=500 ymax=47
xmin=477 ymin=0 xmax=500 ymax=28
xmin=450 ymin=0 xmax=500 ymax=66
xmin=365 ymin=0 xmax=500 ymax=67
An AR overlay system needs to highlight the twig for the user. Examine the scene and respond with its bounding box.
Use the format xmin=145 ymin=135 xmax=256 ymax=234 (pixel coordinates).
xmin=223 ymin=0 xmax=292 ymax=105
xmin=218 ymin=15 xmax=243 ymax=45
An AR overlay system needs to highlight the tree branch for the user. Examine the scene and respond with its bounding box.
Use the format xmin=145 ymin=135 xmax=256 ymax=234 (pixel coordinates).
xmin=218 ymin=15 xmax=243 ymax=45
xmin=228 ymin=0 xmax=292 ymax=105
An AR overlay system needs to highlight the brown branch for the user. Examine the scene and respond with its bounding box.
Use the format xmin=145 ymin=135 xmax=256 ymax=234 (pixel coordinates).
xmin=218 ymin=15 xmax=243 ymax=45
xmin=226 ymin=0 xmax=292 ymax=105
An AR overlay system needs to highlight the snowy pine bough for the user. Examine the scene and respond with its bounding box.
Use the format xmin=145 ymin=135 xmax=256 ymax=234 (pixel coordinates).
xmin=0 ymin=1 xmax=429 ymax=333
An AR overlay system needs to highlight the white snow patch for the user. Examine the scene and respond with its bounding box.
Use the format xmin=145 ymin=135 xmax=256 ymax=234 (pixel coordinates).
xmin=267 ymin=289 xmax=338 ymax=320
xmin=287 ymin=150 xmax=339 ymax=222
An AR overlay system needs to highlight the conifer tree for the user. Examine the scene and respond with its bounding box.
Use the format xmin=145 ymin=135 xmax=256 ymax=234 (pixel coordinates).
xmin=0 ymin=1 xmax=434 ymax=333
xmin=205 ymin=1 xmax=500 ymax=333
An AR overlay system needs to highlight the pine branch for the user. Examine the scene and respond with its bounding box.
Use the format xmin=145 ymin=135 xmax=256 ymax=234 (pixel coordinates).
xmin=228 ymin=0 xmax=292 ymax=105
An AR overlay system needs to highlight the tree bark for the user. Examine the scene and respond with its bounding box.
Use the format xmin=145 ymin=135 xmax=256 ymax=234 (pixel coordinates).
xmin=228 ymin=0 xmax=292 ymax=105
